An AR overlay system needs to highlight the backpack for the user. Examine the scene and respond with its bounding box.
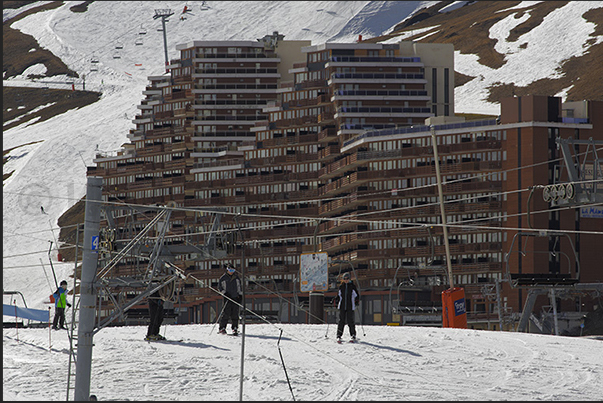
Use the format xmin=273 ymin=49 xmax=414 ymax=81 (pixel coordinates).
xmin=50 ymin=288 xmax=60 ymax=303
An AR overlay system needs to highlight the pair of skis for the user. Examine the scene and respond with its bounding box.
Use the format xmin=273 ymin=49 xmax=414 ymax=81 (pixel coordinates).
xmin=218 ymin=329 xmax=238 ymax=336
xmin=146 ymin=338 xmax=183 ymax=343
xmin=337 ymin=337 xmax=358 ymax=344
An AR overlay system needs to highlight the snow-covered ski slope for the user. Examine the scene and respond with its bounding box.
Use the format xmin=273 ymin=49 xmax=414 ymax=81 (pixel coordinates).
xmin=4 ymin=323 xmax=603 ymax=400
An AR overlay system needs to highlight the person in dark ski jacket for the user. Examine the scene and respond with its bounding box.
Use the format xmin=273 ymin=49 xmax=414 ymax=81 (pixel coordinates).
xmin=218 ymin=264 xmax=243 ymax=335
xmin=334 ymin=272 xmax=359 ymax=341
xmin=145 ymin=288 xmax=165 ymax=341
xmin=52 ymin=280 xmax=71 ymax=330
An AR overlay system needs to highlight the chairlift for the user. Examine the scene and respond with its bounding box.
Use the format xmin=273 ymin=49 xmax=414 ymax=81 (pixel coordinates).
xmin=139 ymin=24 xmax=147 ymax=35
xmin=200 ymin=1 xmax=210 ymax=11
xmin=115 ymin=41 xmax=124 ymax=50
xmin=113 ymin=51 xmax=121 ymax=59
xmin=135 ymin=38 xmax=143 ymax=46
xmin=90 ymin=55 xmax=99 ymax=71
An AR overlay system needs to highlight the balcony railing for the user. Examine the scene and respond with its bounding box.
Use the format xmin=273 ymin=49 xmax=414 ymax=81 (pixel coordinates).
xmin=343 ymin=119 xmax=499 ymax=148
xmin=334 ymin=89 xmax=428 ymax=97
xmin=337 ymin=106 xmax=431 ymax=114
xmin=330 ymin=72 xmax=424 ymax=80
xmin=329 ymin=56 xmax=421 ymax=63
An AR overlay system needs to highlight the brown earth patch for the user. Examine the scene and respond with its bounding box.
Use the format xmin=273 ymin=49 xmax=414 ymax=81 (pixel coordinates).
xmin=3 ymin=87 xmax=102 ymax=130
xmin=3 ymin=1 xmax=78 ymax=79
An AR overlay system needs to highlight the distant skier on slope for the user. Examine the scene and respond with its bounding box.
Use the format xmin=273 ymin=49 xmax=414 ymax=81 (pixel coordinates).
xmin=334 ymin=272 xmax=359 ymax=342
xmin=52 ymin=280 xmax=71 ymax=330
xmin=218 ymin=263 xmax=242 ymax=336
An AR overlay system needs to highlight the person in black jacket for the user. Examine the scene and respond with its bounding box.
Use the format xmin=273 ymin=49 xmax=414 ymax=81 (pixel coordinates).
xmin=334 ymin=272 xmax=360 ymax=341
xmin=218 ymin=264 xmax=243 ymax=335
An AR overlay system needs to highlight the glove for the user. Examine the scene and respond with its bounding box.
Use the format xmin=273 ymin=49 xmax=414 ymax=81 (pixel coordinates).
xmin=67 ymin=303 xmax=72 ymax=308
xmin=235 ymin=296 xmax=242 ymax=304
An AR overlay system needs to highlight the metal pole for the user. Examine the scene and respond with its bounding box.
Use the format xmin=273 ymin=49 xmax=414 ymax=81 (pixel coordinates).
xmin=430 ymin=125 xmax=454 ymax=289
xmin=495 ymin=278 xmax=503 ymax=331
xmin=161 ymin=17 xmax=169 ymax=73
xmin=74 ymin=177 xmax=102 ymax=401
xmin=71 ymin=223 xmax=80 ymax=323
xmin=48 ymin=241 xmax=58 ymax=288
xmin=235 ymin=215 xmax=246 ymax=401
xmin=550 ymin=288 xmax=559 ymax=336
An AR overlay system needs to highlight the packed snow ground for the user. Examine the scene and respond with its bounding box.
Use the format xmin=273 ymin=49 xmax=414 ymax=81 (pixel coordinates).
xmin=4 ymin=323 xmax=603 ymax=401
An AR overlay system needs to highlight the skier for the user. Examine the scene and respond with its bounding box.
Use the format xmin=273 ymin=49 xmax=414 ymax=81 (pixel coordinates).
xmin=218 ymin=264 xmax=242 ymax=335
xmin=145 ymin=289 xmax=166 ymax=341
xmin=334 ymin=272 xmax=359 ymax=342
xmin=52 ymin=280 xmax=71 ymax=330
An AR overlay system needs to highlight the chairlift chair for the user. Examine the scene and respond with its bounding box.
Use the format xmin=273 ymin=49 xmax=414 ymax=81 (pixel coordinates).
xmin=139 ymin=24 xmax=147 ymax=35
xmin=135 ymin=38 xmax=143 ymax=46
xmin=113 ymin=51 xmax=121 ymax=59
xmin=115 ymin=41 xmax=124 ymax=50
xmin=90 ymin=56 xmax=99 ymax=71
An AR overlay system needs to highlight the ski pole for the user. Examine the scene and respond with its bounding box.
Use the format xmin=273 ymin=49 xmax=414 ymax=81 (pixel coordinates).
xmin=356 ymin=301 xmax=366 ymax=337
xmin=324 ymin=296 xmax=334 ymax=338
xmin=209 ymin=301 xmax=227 ymax=335
xmin=277 ymin=329 xmax=295 ymax=401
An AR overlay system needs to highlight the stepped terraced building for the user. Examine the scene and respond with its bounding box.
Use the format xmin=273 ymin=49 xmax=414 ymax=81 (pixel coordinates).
xmin=86 ymin=33 xmax=602 ymax=331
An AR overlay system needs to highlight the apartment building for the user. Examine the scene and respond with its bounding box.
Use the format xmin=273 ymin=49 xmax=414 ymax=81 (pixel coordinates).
xmin=86 ymin=34 xmax=601 ymax=330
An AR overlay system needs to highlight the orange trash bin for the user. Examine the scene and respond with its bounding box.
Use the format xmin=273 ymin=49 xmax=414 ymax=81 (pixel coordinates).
xmin=441 ymin=287 xmax=467 ymax=328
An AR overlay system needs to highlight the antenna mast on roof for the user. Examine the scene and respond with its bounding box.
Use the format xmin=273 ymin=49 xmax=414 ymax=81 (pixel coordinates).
xmin=153 ymin=9 xmax=174 ymax=73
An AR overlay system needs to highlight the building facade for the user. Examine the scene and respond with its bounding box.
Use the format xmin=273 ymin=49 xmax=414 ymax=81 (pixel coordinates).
xmin=86 ymin=35 xmax=601 ymax=331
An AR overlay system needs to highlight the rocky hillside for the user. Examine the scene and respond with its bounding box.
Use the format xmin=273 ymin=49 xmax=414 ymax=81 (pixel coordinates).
xmin=369 ymin=0 xmax=603 ymax=104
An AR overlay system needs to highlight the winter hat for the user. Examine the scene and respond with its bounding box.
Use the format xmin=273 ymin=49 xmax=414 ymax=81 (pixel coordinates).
xmin=343 ymin=273 xmax=350 ymax=280
xmin=60 ymin=280 xmax=68 ymax=286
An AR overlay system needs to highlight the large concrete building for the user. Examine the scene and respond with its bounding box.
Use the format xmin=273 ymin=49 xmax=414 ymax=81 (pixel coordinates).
xmin=86 ymin=34 xmax=602 ymax=333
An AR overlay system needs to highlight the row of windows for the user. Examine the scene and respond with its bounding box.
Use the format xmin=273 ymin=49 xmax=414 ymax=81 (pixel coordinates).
xmin=195 ymin=181 xmax=319 ymax=199
xmin=255 ymin=126 xmax=322 ymax=142
xmin=366 ymin=233 xmax=502 ymax=250
xmin=172 ymin=66 xmax=192 ymax=77
xmin=162 ymin=84 xmax=191 ymax=95
xmin=247 ymin=146 xmax=320 ymax=159
xmin=365 ymin=153 xmax=504 ymax=171
xmin=154 ymin=101 xmax=190 ymax=113
xmin=131 ymin=187 xmax=183 ymax=198
xmin=281 ymin=89 xmax=323 ymax=103
xmin=195 ymin=47 xmax=265 ymax=55
xmin=271 ymin=106 xmax=322 ymax=121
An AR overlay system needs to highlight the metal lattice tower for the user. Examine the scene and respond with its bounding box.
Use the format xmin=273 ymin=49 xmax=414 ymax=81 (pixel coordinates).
xmin=153 ymin=9 xmax=174 ymax=73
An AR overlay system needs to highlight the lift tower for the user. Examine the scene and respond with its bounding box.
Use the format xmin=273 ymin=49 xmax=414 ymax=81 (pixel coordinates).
xmin=153 ymin=9 xmax=174 ymax=73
